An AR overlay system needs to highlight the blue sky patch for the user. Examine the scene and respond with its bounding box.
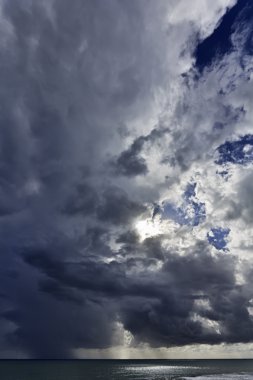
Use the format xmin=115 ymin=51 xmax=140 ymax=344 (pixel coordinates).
xmin=183 ymin=182 xmax=197 ymax=200
xmin=194 ymin=0 xmax=253 ymax=72
xmin=160 ymin=183 xmax=206 ymax=227
xmin=207 ymin=227 xmax=230 ymax=251
xmin=215 ymin=134 xmax=253 ymax=165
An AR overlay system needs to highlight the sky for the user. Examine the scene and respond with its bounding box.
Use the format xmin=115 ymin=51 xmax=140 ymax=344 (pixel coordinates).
xmin=0 ymin=0 xmax=253 ymax=359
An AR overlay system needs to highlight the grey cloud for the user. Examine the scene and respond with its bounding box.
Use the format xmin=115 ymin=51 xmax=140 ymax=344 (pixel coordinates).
xmin=113 ymin=127 xmax=170 ymax=176
xmin=116 ymin=229 xmax=139 ymax=245
xmin=38 ymin=279 xmax=83 ymax=304
xmin=225 ymin=172 xmax=253 ymax=224
xmin=236 ymin=173 xmax=253 ymax=224
xmin=2 ymin=297 xmax=115 ymax=358
xmin=61 ymin=182 xmax=98 ymax=216
xmin=120 ymin=246 xmax=252 ymax=347
xmin=97 ymin=187 xmax=146 ymax=225
xmin=114 ymin=150 xmax=148 ymax=177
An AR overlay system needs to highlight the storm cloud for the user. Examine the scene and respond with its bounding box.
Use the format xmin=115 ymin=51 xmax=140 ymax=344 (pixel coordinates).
xmin=0 ymin=0 xmax=253 ymax=359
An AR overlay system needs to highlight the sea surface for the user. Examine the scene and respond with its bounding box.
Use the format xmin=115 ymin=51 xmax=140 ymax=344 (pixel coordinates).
xmin=0 ymin=359 xmax=253 ymax=379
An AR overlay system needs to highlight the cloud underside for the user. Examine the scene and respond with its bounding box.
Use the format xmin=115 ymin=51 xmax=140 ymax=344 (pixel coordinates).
xmin=1 ymin=0 xmax=253 ymax=358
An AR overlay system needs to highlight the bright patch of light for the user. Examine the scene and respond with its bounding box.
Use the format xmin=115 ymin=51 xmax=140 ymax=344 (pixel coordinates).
xmin=191 ymin=313 xmax=221 ymax=335
xmin=135 ymin=217 xmax=163 ymax=241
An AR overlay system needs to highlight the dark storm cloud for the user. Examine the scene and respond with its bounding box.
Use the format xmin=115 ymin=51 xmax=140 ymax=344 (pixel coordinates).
xmin=0 ymin=247 xmax=117 ymax=358
xmin=2 ymin=295 xmax=115 ymax=358
xmin=22 ymin=249 xmax=128 ymax=297
xmin=119 ymin=244 xmax=253 ymax=347
xmin=0 ymin=0 xmax=166 ymax=205
xmin=3 ymin=218 xmax=253 ymax=358
xmin=18 ymin=240 xmax=253 ymax=351
xmin=0 ymin=0 xmax=167 ymax=358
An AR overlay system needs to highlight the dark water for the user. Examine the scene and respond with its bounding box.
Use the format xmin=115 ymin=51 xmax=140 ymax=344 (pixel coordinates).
xmin=0 ymin=360 xmax=253 ymax=379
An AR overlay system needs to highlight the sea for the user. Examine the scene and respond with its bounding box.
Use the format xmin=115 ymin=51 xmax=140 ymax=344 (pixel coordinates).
xmin=0 ymin=359 xmax=253 ymax=380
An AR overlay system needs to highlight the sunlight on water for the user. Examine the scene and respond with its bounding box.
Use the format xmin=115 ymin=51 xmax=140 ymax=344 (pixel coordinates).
xmin=0 ymin=360 xmax=253 ymax=380
xmin=183 ymin=376 xmax=253 ymax=380
xmin=125 ymin=365 xmax=200 ymax=373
